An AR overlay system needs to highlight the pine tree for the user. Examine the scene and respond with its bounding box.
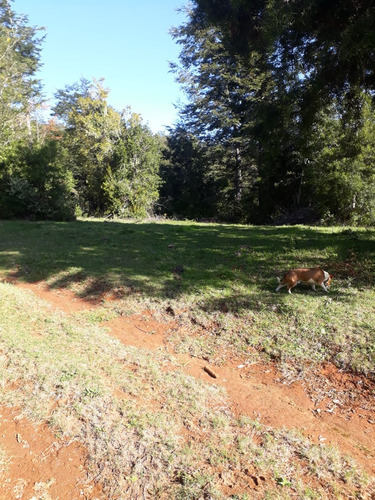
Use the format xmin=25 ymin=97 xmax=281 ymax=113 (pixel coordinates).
xmin=171 ymin=9 xmax=270 ymax=221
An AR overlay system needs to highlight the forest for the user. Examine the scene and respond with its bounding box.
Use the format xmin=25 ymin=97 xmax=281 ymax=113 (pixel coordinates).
xmin=1 ymin=0 xmax=375 ymax=225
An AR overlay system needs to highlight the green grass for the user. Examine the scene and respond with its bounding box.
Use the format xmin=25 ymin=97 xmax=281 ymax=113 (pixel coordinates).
xmin=0 ymin=219 xmax=374 ymax=377
xmin=0 ymin=219 xmax=374 ymax=497
xmin=0 ymin=282 xmax=373 ymax=498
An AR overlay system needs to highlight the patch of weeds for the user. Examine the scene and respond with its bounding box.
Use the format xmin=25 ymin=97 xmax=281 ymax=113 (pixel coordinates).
xmin=74 ymin=307 xmax=118 ymax=324
xmin=174 ymin=469 xmax=219 ymax=499
xmin=275 ymin=476 xmax=292 ymax=487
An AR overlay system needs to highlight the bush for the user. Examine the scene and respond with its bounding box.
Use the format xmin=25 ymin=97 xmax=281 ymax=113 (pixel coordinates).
xmin=0 ymin=141 xmax=76 ymax=221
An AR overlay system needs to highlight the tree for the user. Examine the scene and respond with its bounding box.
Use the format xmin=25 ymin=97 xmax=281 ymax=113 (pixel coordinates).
xmin=158 ymin=122 xmax=218 ymax=219
xmin=308 ymin=96 xmax=375 ymax=225
xmin=193 ymin=0 xmax=375 ymax=120
xmin=0 ymin=138 xmax=76 ymax=220
xmin=0 ymin=0 xmax=44 ymax=151
xmin=0 ymin=2 xmax=74 ymax=220
xmin=169 ymin=1 xmax=375 ymax=224
xmin=171 ymin=10 xmax=268 ymax=221
xmin=102 ymin=112 xmax=162 ymax=218
xmin=54 ymin=79 xmax=162 ymax=217
xmin=53 ymin=79 xmax=122 ymax=214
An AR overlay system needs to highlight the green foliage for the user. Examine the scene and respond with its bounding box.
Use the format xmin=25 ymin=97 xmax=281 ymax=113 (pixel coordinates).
xmin=0 ymin=140 xmax=76 ymax=220
xmin=0 ymin=1 xmax=75 ymax=221
xmin=0 ymin=0 xmax=44 ymax=149
xmin=170 ymin=17 xmax=266 ymax=222
xmin=158 ymin=124 xmax=218 ymax=219
xmin=308 ymin=97 xmax=375 ymax=225
xmin=165 ymin=1 xmax=375 ymax=225
xmin=103 ymin=113 xmax=162 ymax=217
xmin=53 ymin=79 xmax=121 ymax=215
xmin=194 ymin=0 xmax=375 ymax=108
xmin=1 ymin=0 xmax=374 ymax=225
xmin=54 ymin=80 xmax=162 ymax=218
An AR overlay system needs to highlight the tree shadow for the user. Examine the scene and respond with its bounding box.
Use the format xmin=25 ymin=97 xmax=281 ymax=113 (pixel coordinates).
xmin=199 ymin=285 xmax=353 ymax=316
xmin=0 ymin=220 xmax=374 ymax=309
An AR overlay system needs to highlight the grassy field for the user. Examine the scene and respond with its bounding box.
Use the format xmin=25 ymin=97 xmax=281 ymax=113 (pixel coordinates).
xmin=0 ymin=218 xmax=374 ymax=498
xmin=0 ymin=219 xmax=374 ymax=375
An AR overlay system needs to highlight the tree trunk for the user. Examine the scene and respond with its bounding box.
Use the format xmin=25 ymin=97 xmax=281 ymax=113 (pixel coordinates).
xmin=235 ymin=146 xmax=242 ymax=203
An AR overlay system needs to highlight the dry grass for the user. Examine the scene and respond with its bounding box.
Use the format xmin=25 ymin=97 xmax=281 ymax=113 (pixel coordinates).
xmin=0 ymin=282 xmax=374 ymax=498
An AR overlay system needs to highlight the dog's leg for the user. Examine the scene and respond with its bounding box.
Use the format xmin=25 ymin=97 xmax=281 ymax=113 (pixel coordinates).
xmin=311 ymin=284 xmax=317 ymax=291
xmin=287 ymin=281 xmax=298 ymax=294
xmin=276 ymin=277 xmax=286 ymax=292
xmin=320 ymin=283 xmax=329 ymax=292
xmin=276 ymin=283 xmax=286 ymax=292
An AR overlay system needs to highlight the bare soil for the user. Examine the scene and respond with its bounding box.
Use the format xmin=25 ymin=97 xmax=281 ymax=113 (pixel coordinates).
xmin=1 ymin=279 xmax=374 ymax=498
xmin=0 ymin=406 xmax=102 ymax=500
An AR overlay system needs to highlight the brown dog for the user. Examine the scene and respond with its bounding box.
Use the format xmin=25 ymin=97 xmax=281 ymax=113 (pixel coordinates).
xmin=276 ymin=268 xmax=332 ymax=294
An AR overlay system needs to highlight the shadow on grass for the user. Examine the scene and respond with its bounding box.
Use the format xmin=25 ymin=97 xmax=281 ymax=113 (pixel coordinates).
xmin=0 ymin=219 xmax=374 ymax=310
xmin=199 ymin=286 xmax=353 ymax=316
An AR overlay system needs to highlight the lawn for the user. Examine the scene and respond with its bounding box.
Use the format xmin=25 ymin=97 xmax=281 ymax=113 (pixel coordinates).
xmin=0 ymin=218 xmax=374 ymax=498
xmin=0 ymin=219 xmax=374 ymax=375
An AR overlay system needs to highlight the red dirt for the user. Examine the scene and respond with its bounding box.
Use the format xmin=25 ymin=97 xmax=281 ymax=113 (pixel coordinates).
xmin=0 ymin=406 xmax=101 ymax=499
xmin=9 ymin=280 xmax=100 ymax=313
xmin=1 ymin=279 xmax=375 ymax=498
xmin=106 ymin=313 xmax=170 ymax=351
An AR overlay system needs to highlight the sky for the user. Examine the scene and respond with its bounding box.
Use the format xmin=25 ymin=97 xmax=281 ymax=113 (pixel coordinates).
xmin=12 ymin=0 xmax=187 ymax=133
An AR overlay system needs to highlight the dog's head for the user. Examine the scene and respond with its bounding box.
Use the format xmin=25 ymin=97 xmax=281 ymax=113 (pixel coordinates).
xmin=325 ymin=274 xmax=333 ymax=288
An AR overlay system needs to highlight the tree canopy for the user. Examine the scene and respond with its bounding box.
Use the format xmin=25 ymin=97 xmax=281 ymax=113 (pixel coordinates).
xmin=193 ymin=0 xmax=375 ymax=113
xmin=0 ymin=0 xmax=43 ymax=150
xmin=160 ymin=0 xmax=375 ymax=224
xmin=1 ymin=0 xmax=374 ymax=225
xmin=53 ymin=79 xmax=162 ymax=217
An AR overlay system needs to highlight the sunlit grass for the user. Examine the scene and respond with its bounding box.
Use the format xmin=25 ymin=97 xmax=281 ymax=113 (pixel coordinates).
xmin=0 ymin=282 xmax=373 ymax=498
xmin=0 ymin=219 xmax=374 ymax=377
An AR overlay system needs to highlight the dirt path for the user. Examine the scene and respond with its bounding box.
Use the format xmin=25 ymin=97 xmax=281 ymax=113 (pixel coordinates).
xmin=106 ymin=311 xmax=375 ymax=473
xmin=1 ymin=280 xmax=375 ymax=497
xmin=0 ymin=406 xmax=102 ymax=500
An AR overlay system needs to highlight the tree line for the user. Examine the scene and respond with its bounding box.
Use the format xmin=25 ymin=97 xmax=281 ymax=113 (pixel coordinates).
xmin=0 ymin=2 xmax=162 ymax=221
xmin=1 ymin=0 xmax=375 ymax=225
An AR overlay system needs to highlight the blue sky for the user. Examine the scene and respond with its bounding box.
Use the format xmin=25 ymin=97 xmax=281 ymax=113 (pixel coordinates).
xmin=12 ymin=0 xmax=187 ymax=132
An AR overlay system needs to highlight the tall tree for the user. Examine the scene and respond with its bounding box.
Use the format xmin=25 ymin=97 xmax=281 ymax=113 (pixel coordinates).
xmin=53 ymin=79 xmax=162 ymax=217
xmin=159 ymin=122 xmax=218 ymax=219
xmin=0 ymin=1 xmax=73 ymax=221
xmin=171 ymin=10 xmax=267 ymax=221
xmin=307 ymin=96 xmax=375 ymax=224
xmin=102 ymin=111 xmax=162 ymax=218
xmin=0 ymin=0 xmax=44 ymax=150
xmin=53 ymin=79 xmax=122 ymax=214
xmin=169 ymin=0 xmax=375 ymax=224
